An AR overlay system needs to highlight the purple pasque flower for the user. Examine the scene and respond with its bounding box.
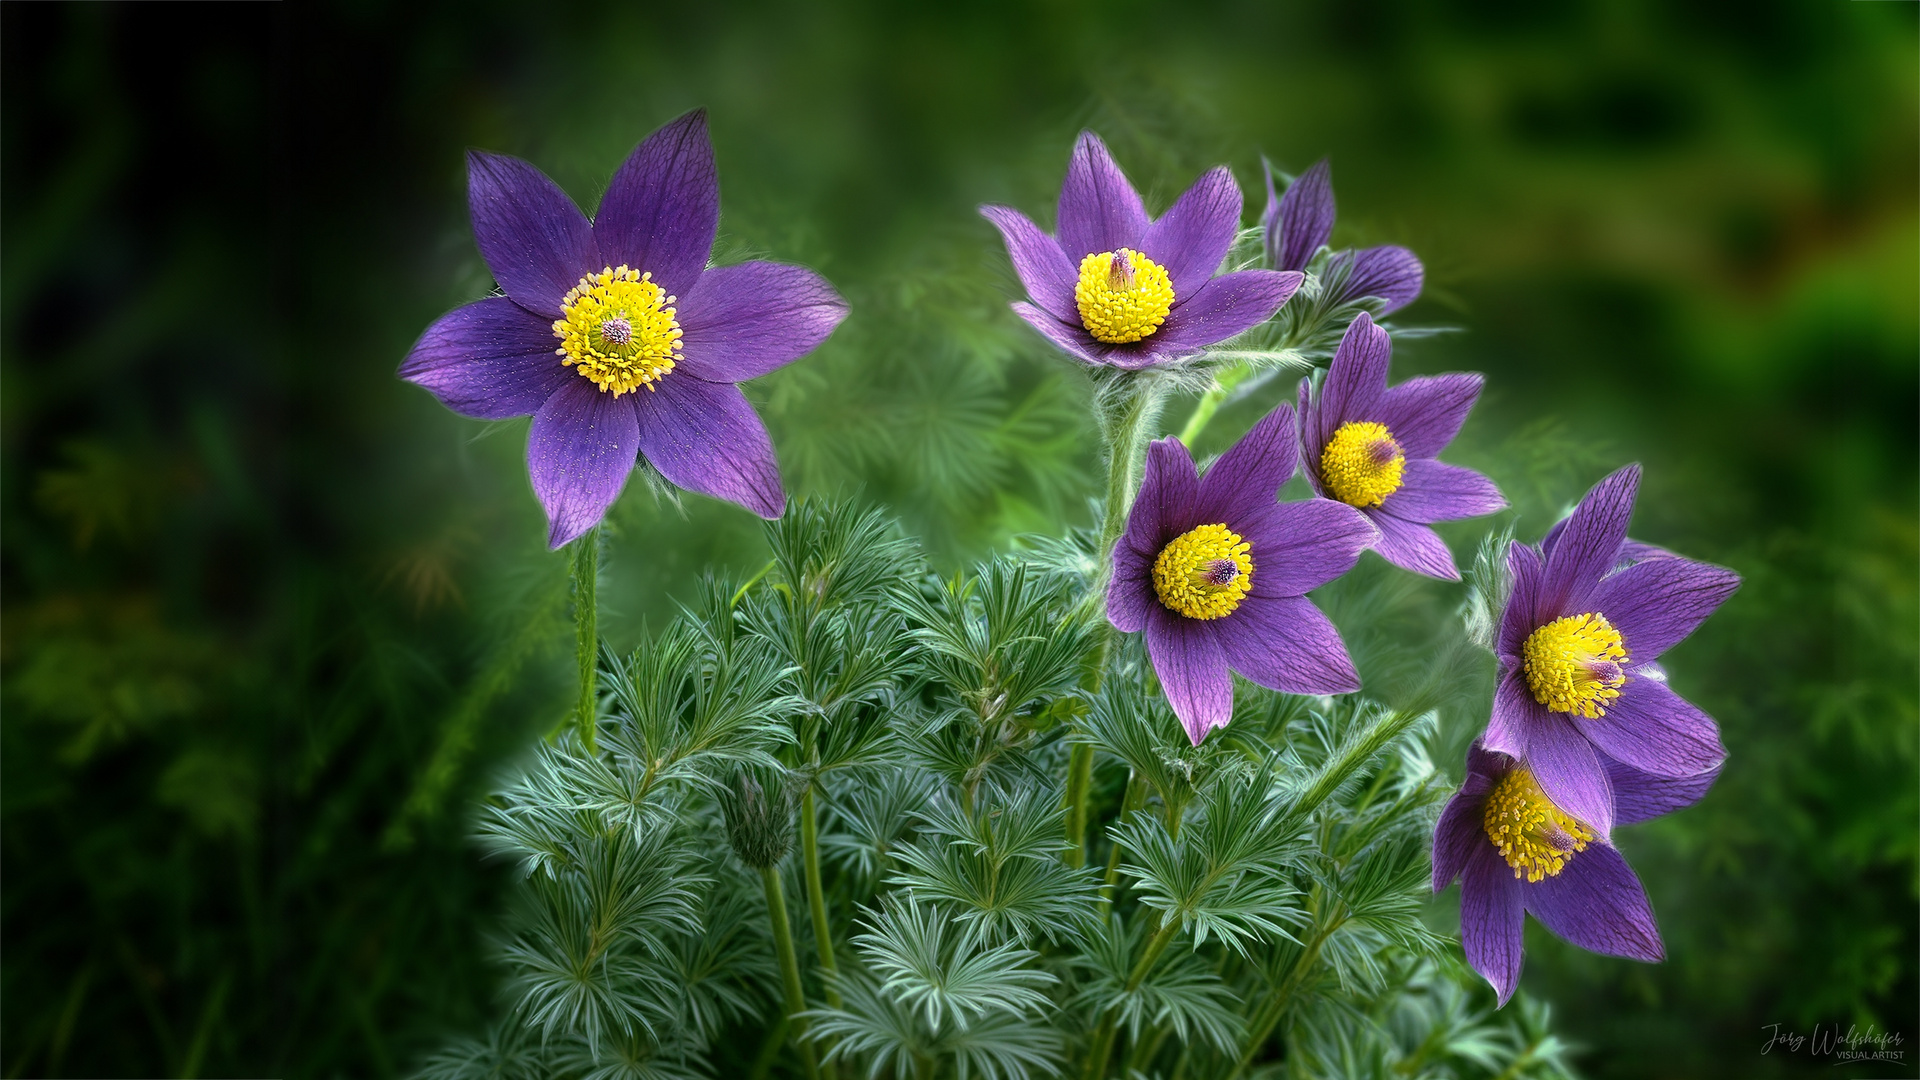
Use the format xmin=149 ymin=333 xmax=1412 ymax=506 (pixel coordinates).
xmin=1298 ymin=312 xmax=1506 ymax=580
xmin=1107 ymin=402 xmax=1376 ymax=745
xmin=980 ymin=132 xmax=1303 ymax=371
xmin=401 ymin=110 xmax=848 ymax=548
xmin=1262 ymin=159 xmax=1424 ymax=314
xmin=1432 ymin=740 xmax=1717 ymax=1005
xmin=1487 ymin=464 xmax=1739 ymax=836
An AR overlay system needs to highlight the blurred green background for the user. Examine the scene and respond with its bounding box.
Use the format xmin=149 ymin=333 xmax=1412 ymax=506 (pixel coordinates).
xmin=4 ymin=2 xmax=1913 ymax=1077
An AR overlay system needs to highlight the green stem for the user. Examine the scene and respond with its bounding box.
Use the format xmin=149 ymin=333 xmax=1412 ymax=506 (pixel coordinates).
xmin=571 ymin=527 xmax=600 ymax=754
xmin=1226 ymin=915 xmax=1342 ymax=1080
xmin=1176 ymin=360 xmax=1254 ymax=446
xmin=1063 ymin=745 xmax=1095 ymax=868
xmin=1082 ymin=918 xmax=1179 ymax=1080
xmin=800 ymin=786 xmax=842 ymax=1009
xmin=1098 ymin=774 xmax=1148 ymax=920
xmin=761 ymin=865 xmax=822 ymax=1080
xmin=1091 ymin=373 xmax=1164 ymax=592
xmin=1068 ymin=372 xmax=1167 ymax=865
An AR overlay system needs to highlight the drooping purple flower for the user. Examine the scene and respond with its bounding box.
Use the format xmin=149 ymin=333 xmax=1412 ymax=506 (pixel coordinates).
xmin=1298 ymin=313 xmax=1506 ymax=580
xmin=401 ymin=110 xmax=848 ymax=547
xmin=1433 ymin=740 xmax=1717 ymax=1005
xmin=1262 ymin=159 xmax=1424 ymax=314
xmin=980 ymin=133 xmax=1303 ymax=370
xmin=1107 ymin=403 xmax=1376 ymax=744
xmin=1486 ymin=465 xmax=1739 ymax=836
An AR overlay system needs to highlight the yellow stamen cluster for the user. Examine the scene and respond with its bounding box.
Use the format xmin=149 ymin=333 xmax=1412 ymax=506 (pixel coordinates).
xmin=1320 ymin=421 xmax=1406 ymax=508
xmin=1075 ymin=248 xmax=1175 ymax=344
xmin=1522 ymin=613 xmax=1629 ymax=718
xmin=1483 ymin=765 xmax=1595 ymax=881
xmin=1152 ymin=523 xmax=1254 ymax=620
xmin=553 ymin=265 xmax=682 ymax=396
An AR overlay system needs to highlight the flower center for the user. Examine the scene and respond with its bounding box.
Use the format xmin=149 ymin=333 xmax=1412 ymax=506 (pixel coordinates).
xmin=1151 ymin=523 xmax=1254 ymax=620
xmin=1320 ymin=421 xmax=1406 ymax=508
xmin=1522 ymin=612 xmax=1629 ymax=718
xmin=1483 ymin=765 xmax=1594 ymax=882
xmin=1075 ymin=248 xmax=1176 ymax=344
xmin=553 ymin=265 xmax=683 ymax=396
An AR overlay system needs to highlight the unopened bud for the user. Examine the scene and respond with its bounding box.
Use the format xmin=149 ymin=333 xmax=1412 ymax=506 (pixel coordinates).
xmin=721 ymin=768 xmax=797 ymax=870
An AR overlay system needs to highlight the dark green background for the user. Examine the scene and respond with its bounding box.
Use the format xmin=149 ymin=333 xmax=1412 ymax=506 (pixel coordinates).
xmin=4 ymin=2 xmax=1913 ymax=1077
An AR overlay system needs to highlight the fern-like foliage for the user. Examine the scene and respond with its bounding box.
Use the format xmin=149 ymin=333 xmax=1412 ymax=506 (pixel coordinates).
xmin=415 ymin=178 xmax=1588 ymax=1078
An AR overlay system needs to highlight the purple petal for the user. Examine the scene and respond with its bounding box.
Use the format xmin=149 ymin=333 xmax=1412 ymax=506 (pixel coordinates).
xmin=1218 ymin=594 xmax=1360 ymax=695
xmin=1334 ymin=245 xmax=1424 ymax=314
xmin=1526 ymin=843 xmax=1664 ymax=963
xmin=594 ymin=110 xmax=719 ymax=301
xmin=1498 ymin=543 xmax=1546 ymax=659
xmin=467 ymin=151 xmax=600 ymax=319
xmin=1540 ymin=517 xmax=1567 ymax=562
xmin=1268 ymin=159 xmax=1334 ymax=272
xmin=1620 ymin=539 xmax=1675 ymax=565
xmin=1296 ymin=377 xmax=1328 ymax=497
xmin=1056 ymin=131 xmax=1149 ymax=260
xmin=1107 ymin=543 xmax=1156 ymax=634
xmin=1384 ymin=460 xmax=1507 ymax=524
xmin=400 ymin=298 xmax=573 ymax=419
xmin=1606 ymin=757 xmax=1720 ymax=825
xmin=1097 ymin=338 xmax=1202 ymax=371
xmin=1580 ymin=675 xmax=1727 ymax=778
xmin=1151 ymin=270 xmax=1302 ymax=350
xmin=1145 ymin=606 xmax=1234 ymax=745
xmin=1123 ymin=438 xmax=1201 ymax=558
xmin=1259 ymin=160 xmax=1282 ymax=258
xmin=1524 ymin=711 xmax=1613 ymax=840
xmin=1193 ymin=402 xmax=1298 ymax=523
xmin=1432 ymin=771 xmax=1494 ymax=891
xmin=1485 ymin=670 xmax=1535 ymax=760
xmin=1465 ymin=740 xmax=1513 ymax=782
xmin=981 ymin=206 xmax=1078 ymax=322
xmin=1009 ymin=302 xmax=1114 ymax=367
xmin=676 ymin=262 xmax=848 ymax=384
xmin=1172 ymin=267 xmax=1306 ymax=347
xmin=1589 ymin=555 xmax=1740 ymax=660
xmin=1316 ymin=313 xmax=1391 ymax=447
xmin=634 ymin=376 xmax=785 ymax=519
xmin=1370 ymin=511 xmax=1460 ymax=580
xmin=1374 ymin=373 xmax=1482 ymax=459
xmin=1141 ymin=165 xmax=1242 ymax=299
xmin=1459 ymin=843 xmax=1526 ymax=1007
xmin=1540 ymin=465 xmax=1641 ymax=618
xmin=1543 ymin=517 xmax=1659 ymax=572
xmin=1241 ymin=498 xmax=1376 ymax=598
xmin=528 ymin=380 xmax=641 ymax=549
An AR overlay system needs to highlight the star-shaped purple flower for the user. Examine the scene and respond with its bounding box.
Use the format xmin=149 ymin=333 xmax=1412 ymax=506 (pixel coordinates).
xmin=1263 ymin=159 xmax=1424 ymax=314
xmin=1107 ymin=403 xmax=1377 ymax=745
xmin=1488 ymin=464 xmax=1739 ymax=836
xmin=1433 ymin=740 xmax=1717 ymax=1005
xmin=400 ymin=110 xmax=849 ymax=547
xmin=1299 ymin=313 xmax=1506 ymax=580
xmin=981 ymin=132 xmax=1303 ymax=370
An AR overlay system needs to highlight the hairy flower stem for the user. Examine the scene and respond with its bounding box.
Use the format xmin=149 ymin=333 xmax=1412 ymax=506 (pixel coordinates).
xmin=800 ymin=786 xmax=842 ymax=1009
xmin=1067 ymin=372 xmax=1168 ymax=867
xmin=1226 ymin=908 xmax=1344 ymax=1080
xmin=570 ymin=527 xmax=600 ymax=754
xmin=761 ymin=865 xmax=822 ymax=1080
xmin=1176 ymin=360 xmax=1254 ymax=445
xmin=1081 ymin=918 xmax=1180 ymax=1080
xmin=1098 ymin=774 xmax=1148 ymax=920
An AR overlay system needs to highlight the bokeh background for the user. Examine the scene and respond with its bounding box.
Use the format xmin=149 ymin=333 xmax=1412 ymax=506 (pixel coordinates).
xmin=4 ymin=2 xmax=1914 ymax=1077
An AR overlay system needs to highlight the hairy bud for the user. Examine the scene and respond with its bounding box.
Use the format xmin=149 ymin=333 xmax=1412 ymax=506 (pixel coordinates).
xmin=721 ymin=767 xmax=798 ymax=870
